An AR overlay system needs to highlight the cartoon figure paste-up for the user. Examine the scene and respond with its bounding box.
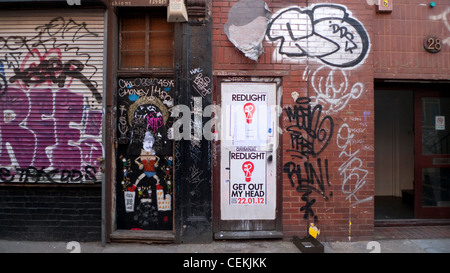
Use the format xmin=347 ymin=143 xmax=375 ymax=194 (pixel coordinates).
xmin=134 ymin=131 xmax=161 ymax=189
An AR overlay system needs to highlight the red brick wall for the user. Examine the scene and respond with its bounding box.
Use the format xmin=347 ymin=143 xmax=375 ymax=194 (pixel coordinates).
xmin=213 ymin=0 xmax=375 ymax=241
xmin=373 ymin=0 xmax=450 ymax=79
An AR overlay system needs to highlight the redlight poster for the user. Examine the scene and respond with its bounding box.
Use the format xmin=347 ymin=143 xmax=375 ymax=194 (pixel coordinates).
xmin=220 ymin=82 xmax=277 ymax=221
xmin=229 ymin=151 xmax=267 ymax=206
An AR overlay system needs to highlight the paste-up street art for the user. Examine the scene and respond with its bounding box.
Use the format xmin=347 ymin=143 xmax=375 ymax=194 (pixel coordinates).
xmin=267 ymin=4 xmax=370 ymax=68
xmin=0 ymin=14 xmax=104 ymax=183
xmin=224 ymin=0 xmax=272 ymax=61
xmin=116 ymin=77 xmax=174 ymax=230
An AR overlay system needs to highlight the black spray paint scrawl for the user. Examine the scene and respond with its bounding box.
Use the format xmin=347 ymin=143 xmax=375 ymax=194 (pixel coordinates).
xmin=224 ymin=0 xmax=271 ymax=61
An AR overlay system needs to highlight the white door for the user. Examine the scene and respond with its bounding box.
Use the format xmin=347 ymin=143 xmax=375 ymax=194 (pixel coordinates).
xmin=220 ymin=82 xmax=278 ymax=220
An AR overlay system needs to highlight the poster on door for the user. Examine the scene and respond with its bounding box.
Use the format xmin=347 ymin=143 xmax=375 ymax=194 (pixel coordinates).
xmin=227 ymin=92 xmax=270 ymax=147
xmin=229 ymin=151 xmax=267 ymax=206
xmin=220 ymin=82 xmax=277 ymax=220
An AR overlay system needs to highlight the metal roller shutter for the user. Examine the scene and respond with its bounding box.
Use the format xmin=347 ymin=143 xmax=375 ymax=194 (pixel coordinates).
xmin=0 ymin=9 xmax=104 ymax=184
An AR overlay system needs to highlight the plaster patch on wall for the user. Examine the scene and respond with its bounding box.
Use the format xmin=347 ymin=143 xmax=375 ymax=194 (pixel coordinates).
xmin=224 ymin=0 xmax=271 ymax=61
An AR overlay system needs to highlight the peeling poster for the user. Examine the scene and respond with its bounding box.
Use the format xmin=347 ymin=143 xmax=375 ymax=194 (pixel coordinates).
xmin=224 ymin=0 xmax=271 ymax=61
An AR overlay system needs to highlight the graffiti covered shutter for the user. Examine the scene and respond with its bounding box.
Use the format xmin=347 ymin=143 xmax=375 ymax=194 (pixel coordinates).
xmin=0 ymin=10 xmax=104 ymax=184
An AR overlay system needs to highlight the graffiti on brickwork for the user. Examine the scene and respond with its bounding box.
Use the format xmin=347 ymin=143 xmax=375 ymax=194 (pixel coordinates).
xmin=116 ymin=77 xmax=174 ymax=230
xmin=0 ymin=16 xmax=103 ymax=183
xmin=336 ymin=123 xmax=372 ymax=206
xmin=267 ymin=4 xmax=370 ymax=68
xmin=283 ymin=158 xmax=331 ymax=223
xmin=341 ymin=114 xmax=374 ymax=151
xmin=303 ymin=65 xmax=365 ymax=113
xmin=284 ymin=97 xmax=334 ymax=159
xmin=283 ymin=97 xmax=334 ymax=222
xmin=429 ymin=8 xmax=450 ymax=47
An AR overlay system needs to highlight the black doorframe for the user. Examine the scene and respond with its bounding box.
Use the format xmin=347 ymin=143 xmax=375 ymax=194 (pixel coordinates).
xmin=173 ymin=17 xmax=213 ymax=244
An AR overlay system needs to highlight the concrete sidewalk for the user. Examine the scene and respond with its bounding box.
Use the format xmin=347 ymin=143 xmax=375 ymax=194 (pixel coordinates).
xmin=1 ymin=238 xmax=449 ymax=253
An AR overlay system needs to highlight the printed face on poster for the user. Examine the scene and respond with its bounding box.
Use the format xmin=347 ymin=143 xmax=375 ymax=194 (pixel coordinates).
xmin=229 ymin=151 xmax=267 ymax=206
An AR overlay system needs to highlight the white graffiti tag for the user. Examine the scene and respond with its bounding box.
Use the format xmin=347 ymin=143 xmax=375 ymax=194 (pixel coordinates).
xmin=307 ymin=65 xmax=365 ymax=113
xmin=337 ymin=123 xmax=373 ymax=206
xmin=267 ymin=4 xmax=370 ymax=68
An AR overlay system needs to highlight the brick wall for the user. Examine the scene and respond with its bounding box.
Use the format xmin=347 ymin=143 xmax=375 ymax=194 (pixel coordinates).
xmin=213 ymin=0 xmax=375 ymax=240
xmin=0 ymin=186 xmax=102 ymax=241
xmin=373 ymin=0 xmax=450 ymax=79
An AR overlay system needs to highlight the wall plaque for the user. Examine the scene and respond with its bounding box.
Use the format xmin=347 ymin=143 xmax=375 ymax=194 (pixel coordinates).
xmin=423 ymin=36 xmax=442 ymax=53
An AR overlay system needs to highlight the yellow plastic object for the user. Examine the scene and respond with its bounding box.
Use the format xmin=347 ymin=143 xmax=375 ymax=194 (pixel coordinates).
xmin=309 ymin=223 xmax=320 ymax=239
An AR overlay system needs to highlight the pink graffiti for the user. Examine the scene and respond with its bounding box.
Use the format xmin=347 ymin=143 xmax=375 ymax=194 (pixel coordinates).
xmin=146 ymin=112 xmax=164 ymax=133
xmin=0 ymin=87 xmax=36 ymax=167
xmin=16 ymin=48 xmax=64 ymax=90
xmin=0 ymin=87 xmax=102 ymax=174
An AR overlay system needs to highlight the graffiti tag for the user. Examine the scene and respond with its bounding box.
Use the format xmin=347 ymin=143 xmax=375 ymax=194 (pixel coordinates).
xmin=267 ymin=4 xmax=370 ymax=68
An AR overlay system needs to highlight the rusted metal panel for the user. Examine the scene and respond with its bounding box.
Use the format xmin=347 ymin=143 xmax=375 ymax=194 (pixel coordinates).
xmin=0 ymin=9 xmax=105 ymax=184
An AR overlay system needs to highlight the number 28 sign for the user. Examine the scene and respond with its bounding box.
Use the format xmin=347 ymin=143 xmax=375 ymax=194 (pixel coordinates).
xmin=423 ymin=36 xmax=442 ymax=53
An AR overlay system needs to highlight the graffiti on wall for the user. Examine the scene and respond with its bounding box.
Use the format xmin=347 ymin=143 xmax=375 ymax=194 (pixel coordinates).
xmin=116 ymin=77 xmax=174 ymax=230
xmin=268 ymin=3 xmax=372 ymax=228
xmin=283 ymin=97 xmax=334 ymax=222
xmin=304 ymin=65 xmax=365 ymax=114
xmin=190 ymin=68 xmax=212 ymax=98
xmin=266 ymin=4 xmax=370 ymax=68
xmin=337 ymin=123 xmax=372 ymax=206
xmin=283 ymin=88 xmax=372 ymax=227
xmin=222 ymin=0 xmax=374 ymax=229
xmin=0 ymin=15 xmax=103 ymax=183
xmin=429 ymin=8 xmax=450 ymax=47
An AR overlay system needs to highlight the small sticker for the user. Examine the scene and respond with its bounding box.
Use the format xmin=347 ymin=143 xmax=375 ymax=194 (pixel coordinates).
xmin=124 ymin=191 xmax=135 ymax=212
xmin=436 ymin=116 xmax=445 ymax=130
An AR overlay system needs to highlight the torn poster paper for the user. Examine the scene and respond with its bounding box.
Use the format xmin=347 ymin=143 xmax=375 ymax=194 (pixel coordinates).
xmin=224 ymin=0 xmax=271 ymax=61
